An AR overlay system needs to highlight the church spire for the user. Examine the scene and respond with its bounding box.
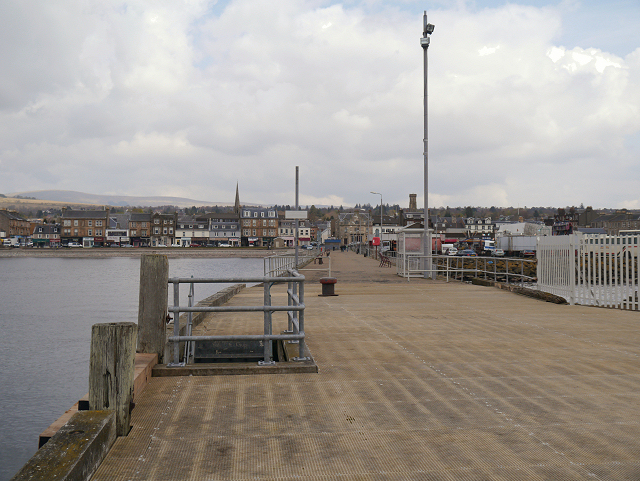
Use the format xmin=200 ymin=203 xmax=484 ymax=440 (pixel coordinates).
xmin=234 ymin=182 xmax=240 ymax=215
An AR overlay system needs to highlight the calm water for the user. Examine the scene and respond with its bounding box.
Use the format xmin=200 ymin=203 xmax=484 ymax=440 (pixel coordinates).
xmin=0 ymin=256 xmax=263 ymax=480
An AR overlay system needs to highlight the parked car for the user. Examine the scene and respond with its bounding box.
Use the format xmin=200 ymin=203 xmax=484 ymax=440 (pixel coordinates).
xmin=447 ymin=248 xmax=458 ymax=256
xmin=523 ymin=250 xmax=536 ymax=258
xmin=493 ymin=249 xmax=505 ymax=257
xmin=67 ymin=242 xmax=82 ymax=248
xmin=219 ymin=243 xmax=231 ymax=247
xmin=459 ymin=249 xmax=477 ymax=257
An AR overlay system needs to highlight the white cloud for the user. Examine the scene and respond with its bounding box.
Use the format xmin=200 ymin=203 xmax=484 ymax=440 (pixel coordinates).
xmin=0 ymin=0 xmax=639 ymax=209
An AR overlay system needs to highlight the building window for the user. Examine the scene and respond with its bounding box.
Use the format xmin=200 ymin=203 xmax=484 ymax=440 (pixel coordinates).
xmin=97 ymin=220 xmax=102 ymax=227
xmin=88 ymin=229 xmax=92 ymax=236
xmin=154 ymin=219 xmax=159 ymax=224
xmin=169 ymin=228 xmax=173 ymax=234
xmin=88 ymin=220 xmax=93 ymax=227
xmin=154 ymin=227 xmax=159 ymax=234
xmin=163 ymin=228 xmax=167 ymax=235
xmin=74 ymin=220 xmax=78 ymax=226
xmin=64 ymin=220 xmax=70 ymax=226
xmin=132 ymin=230 xmax=137 ymax=236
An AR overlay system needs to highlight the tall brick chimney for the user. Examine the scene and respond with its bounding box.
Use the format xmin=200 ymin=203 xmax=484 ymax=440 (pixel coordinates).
xmin=409 ymin=194 xmax=417 ymax=211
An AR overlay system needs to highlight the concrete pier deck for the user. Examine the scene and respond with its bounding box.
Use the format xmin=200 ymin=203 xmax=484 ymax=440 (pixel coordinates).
xmin=92 ymin=251 xmax=640 ymax=480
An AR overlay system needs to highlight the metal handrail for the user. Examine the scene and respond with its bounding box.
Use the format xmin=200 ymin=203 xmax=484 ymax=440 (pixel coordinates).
xmin=264 ymin=251 xmax=318 ymax=277
xmin=398 ymin=253 xmax=536 ymax=285
xmin=167 ymin=270 xmax=308 ymax=367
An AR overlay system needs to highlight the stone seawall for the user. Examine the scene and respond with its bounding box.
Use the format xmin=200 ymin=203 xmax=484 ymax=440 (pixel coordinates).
xmin=471 ymin=277 xmax=568 ymax=304
xmin=438 ymin=256 xmax=537 ymax=280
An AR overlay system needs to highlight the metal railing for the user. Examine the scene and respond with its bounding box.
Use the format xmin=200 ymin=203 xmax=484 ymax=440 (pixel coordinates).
xmin=397 ymin=253 xmax=536 ymax=285
xmin=264 ymin=250 xmax=318 ymax=277
xmin=166 ymin=270 xmax=308 ymax=366
xmin=538 ymin=233 xmax=639 ymax=309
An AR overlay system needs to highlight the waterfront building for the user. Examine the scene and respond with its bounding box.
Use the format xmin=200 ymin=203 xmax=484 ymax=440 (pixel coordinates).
xmin=335 ymin=211 xmax=372 ymax=246
xmin=128 ymin=213 xmax=150 ymax=247
xmin=465 ymin=217 xmax=495 ymax=237
xmin=206 ymin=213 xmax=241 ymax=246
xmin=240 ymin=207 xmax=278 ymax=247
xmin=31 ymin=223 xmax=61 ymax=247
xmin=150 ymin=212 xmax=177 ymax=247
xmin=60 ymin=208 xmax=110 ymax=246
xmin=278 ymin=217 xmax=311 ymax=246
xmin=433 ymin=217 xmax=466 ymax=239
xmin=176 ymin=216 xmax=209 ymax=246
xmin=106 ymin=213 xmax=130 ymax=246
xmin=371 ymin=214 xmax=400 ymax=238
xmin=591 ymin=209 xmax=640 ymax=235
xmin=0 ymin=210 xmax=31 ymax=238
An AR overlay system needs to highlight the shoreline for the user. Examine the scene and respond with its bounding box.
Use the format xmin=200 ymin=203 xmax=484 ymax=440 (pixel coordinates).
xmin=0 ymin=247 xmax=291 ymax=259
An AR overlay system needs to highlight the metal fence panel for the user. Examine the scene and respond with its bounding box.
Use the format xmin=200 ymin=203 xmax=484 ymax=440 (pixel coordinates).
xmin=538 ymin=233 xmax=639 ymax=310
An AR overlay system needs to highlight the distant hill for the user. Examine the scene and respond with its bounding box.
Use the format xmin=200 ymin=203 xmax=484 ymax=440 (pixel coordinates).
xmin=7 ymin=190 xmax=233 ymax=208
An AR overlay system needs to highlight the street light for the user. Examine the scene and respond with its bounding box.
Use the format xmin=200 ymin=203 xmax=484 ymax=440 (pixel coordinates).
xmin=421 ymin=11 xmax=434 ymax=278
xmin=371 ymin=191 xmax=382 ymax=239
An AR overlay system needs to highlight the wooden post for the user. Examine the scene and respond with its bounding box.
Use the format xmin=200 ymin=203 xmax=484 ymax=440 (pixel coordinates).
xmin=137 ymin=254 xmax=168 ymax=362
xmin=89 ymin=322 xmax=137 ymax=436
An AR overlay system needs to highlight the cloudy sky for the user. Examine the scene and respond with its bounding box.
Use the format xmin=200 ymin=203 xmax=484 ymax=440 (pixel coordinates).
xmin=1 ymin=0 xmax=639 ymax=210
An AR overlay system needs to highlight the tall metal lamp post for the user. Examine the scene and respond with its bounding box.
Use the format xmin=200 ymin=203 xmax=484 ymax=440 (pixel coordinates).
xmin=421 ymin=11 xmax=435 ymax=278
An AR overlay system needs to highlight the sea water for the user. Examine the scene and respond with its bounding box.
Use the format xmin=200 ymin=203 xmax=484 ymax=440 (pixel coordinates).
xmin=0 ymin=256 xmax=263 ymax=480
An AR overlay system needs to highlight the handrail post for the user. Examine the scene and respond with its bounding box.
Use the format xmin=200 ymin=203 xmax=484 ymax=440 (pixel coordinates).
xmin=259 ymin=282 xmax=275 ymax=366
xmin=293 ymin=278 xmax=310 ymax=361
xmin=168 ymin=282 xmax=181 ymax=366
xmin=506 ymin=259 xmax=509 ymax=284
xmin=286 ymin=278 xmax=293 ymax=333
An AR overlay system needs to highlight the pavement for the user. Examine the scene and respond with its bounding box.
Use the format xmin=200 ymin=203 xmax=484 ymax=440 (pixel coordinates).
xmin=91 ymin=250 xmax=640 ymax=480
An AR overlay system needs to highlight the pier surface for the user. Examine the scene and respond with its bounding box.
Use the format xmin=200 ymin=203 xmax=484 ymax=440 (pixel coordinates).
xmin=92 ymin=251 xmax=640 ymax=480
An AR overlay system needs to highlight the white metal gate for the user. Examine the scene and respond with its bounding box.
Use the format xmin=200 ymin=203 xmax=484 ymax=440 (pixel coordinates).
xmin=538 ymin=233 xmax=639 ymax=310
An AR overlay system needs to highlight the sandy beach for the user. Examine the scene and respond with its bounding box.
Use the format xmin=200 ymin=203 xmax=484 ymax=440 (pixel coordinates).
xmin=0 ymin=247 xmax=292 ymax=259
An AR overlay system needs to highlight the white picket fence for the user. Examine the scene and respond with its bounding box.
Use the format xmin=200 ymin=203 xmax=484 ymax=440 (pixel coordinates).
xmin=537 ymin=233 xmax=639 ymax=310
